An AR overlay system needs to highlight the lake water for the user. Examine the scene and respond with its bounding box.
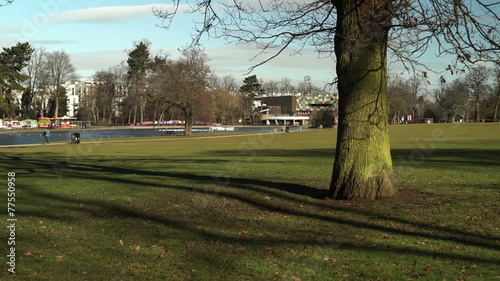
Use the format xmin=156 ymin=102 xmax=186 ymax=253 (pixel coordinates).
xmin=0 ymin=126 xmax=298 ymax=146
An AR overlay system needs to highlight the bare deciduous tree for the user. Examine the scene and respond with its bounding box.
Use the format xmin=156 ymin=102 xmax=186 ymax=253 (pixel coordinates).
xmin=95 ymin=70 xmax=119 ymax=124
xmin=464 ymin=66 xmax=491 ymax=122
xmin=435 ymin=79 xmax=470 ymax=122
xmin=218 ymin=75 xmax=240 ymax=92
xmin=212 ymin=88 xmax=244 ymax=124
xmin=158 ymin=1 xmax=495 ymax=199
xmin=388 ymin=77 xmax=412 ymax=124
xmin=159 ymin=48 xmax=212 ymax=135
xmin=493 ymin=66 xmax=500 ymax=122
xmin=279 ymin=78 xmax=295 ymax=95
xmin=262 ymin=80 xmax=281 ymax=96
xmin=23 ymin=47 xmax=45 ymax=118
xmin=43 ymin=51 xmax=77 ymax=117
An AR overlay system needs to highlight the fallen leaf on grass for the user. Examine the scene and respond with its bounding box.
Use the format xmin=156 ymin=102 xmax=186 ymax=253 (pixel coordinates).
xmin=424 ymin=266 xmax=436 ymax=271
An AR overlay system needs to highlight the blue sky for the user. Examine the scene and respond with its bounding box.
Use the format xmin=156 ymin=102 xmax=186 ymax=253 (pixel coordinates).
xmin=0 ymin=0 xmax=481 ymax=90
xmin=0 ymin=0 xmax=339 ymax=87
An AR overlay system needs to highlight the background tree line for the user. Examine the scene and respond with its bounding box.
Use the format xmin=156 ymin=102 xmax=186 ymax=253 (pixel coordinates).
xmin=2 ymin=41 xmax=498 ymax=130
xmin=80 ymin=41 xmax=336 ymax=130
xmin=1 ymin=41 xmax=319 ymax=126
xmin=388 ymin=66 xmax=500 ymax=124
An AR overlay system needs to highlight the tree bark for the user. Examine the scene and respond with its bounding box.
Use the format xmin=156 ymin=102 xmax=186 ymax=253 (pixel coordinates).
xmin=494 ymin=89 xmax=500 ymax=122
xmin=329 ymin=0 xmax=396 ymax=200
xmin=475 ymin=100 xmax=480 ymax=122
xmin=184 ymin=107 xmax=193 ymax=136
xmin=54 ymin=87 xmax=60 ymax=118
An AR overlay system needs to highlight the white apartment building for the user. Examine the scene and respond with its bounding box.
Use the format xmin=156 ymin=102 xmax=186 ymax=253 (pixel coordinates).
xmin=10 ymin=81 xmax=94 ymax=118
xmin=64 ymin=81 xmax=94 ymax=117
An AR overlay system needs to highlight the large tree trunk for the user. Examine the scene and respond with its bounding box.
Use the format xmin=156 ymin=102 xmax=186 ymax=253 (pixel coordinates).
xmin=494 ymin=89 xmax=500 ymax=122
xmin=329 ymin=0 xmax=396 ymax=200
xmin=475 ymin=100 xmax=480 ymax=122
xmin=184 ymin=106 xmax=193 ymax=136
xmin=133 ymin=106 xmax=137 ymax=125
xmin=54 ymin=90 xmax=59 ymax=118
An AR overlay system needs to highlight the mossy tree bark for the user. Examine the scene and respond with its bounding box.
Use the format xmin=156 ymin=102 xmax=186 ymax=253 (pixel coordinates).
xmin=328 ymin=0 xmax=396 ymax=200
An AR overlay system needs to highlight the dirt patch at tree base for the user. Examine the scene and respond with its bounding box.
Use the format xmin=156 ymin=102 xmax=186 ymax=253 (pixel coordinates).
xmin=321 ymin=188 xmax=435 ymax=209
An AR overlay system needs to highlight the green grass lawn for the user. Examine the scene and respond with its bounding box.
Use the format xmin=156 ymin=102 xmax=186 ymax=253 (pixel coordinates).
xmin=1 ymin=123 xmax=499 ymax=280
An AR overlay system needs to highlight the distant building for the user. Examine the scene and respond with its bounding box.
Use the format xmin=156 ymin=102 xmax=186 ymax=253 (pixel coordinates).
xmin=296 ymin=94 xmax=338 ymax=114
xmin=9 ymin=80 xmax=123 ymax=119
xmin=64 ymin=80 xmax=128 ymax=119
xmin=260 ymin=93 xmax=338 ymax=126
xmin=261 ymin=96 xmax=297 ymax=115
xmin=64 ymin=81 xmax=94 ymax=117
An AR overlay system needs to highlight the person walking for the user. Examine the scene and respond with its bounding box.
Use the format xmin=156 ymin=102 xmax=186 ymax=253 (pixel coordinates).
xmin=42 ymin=129 xmax=51 ymax=145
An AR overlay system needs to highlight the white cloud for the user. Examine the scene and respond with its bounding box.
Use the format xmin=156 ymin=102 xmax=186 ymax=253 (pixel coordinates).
xmin=53 ymin=4 xmax=178 ymax=24
xmin=0 ymin=24 xmax=19 ymax=34
xmin=205 ymin=43 xmax=335 ymax=86
xmin=70 ymin=49 xmax=127 ymax=79
xmin=30 ymin=39 xmax=76 ymax=46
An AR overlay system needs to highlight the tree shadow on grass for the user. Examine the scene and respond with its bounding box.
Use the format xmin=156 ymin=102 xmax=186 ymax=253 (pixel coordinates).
xmin=207 ymin=148 xmax=335 ymax=159
xmin=391 ymin=148 xmax=500 ymax=168
xmin=21 ymin=181 xmax=500 ymax=267
xmin=208 ymin=147 xmax=500 ymax=165
xmin=2 ymin=150 xmax=500 ymax=267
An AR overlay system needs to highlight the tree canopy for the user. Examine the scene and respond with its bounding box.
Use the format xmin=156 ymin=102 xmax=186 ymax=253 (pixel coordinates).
xmin=0 ymin=42 xmax=33 ymax=117
xmin=43 ymin=50 xmax=77 ymax=117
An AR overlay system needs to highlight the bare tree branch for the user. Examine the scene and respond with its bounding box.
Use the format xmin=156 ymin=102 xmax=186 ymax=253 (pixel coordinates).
xmin=0 ymin=0 xmax=13 ymax=7
xmin=154 ymin=0 xmax=498 ymax=78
